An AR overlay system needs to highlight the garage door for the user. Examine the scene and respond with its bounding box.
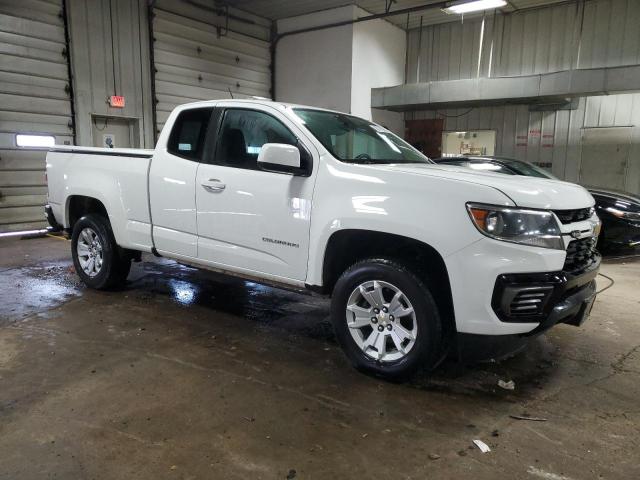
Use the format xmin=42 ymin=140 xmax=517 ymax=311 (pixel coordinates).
xmin=0 ymin=0 xmax=74 ymax=232
xmin=151 ymin=0 xmax=271 ymax=133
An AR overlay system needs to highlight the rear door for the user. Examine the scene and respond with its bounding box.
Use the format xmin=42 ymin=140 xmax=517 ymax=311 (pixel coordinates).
xmin=149 ymin=107 xmax=214 ymax=257
xmin=195 ymin=104 xmax=316 ymax=282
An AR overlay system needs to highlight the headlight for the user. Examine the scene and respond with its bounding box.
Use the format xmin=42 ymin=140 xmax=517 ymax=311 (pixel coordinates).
xmin=466 ymin=203 xmax=564 ymax=250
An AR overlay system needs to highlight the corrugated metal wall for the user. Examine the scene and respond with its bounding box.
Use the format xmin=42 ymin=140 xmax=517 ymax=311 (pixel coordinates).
xmin=151 ymin=0 xmax=271 ymax=133
xmin=66 ymin=0 xmax=154 ymax=148
xmin=404 ymin=0 xmax=640 ymax=194
xmin=406 ymin=94 xmax=640 ymax=192
xmin=0 ymin=0 xmax=73 ymax=232
xmin=406 ymin=0 xmax=640 ymax=83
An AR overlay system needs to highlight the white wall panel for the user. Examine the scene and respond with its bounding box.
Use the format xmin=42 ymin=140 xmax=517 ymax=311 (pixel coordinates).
xmin=152 ymin=0 xmax=271 ymax=133
xmin=0 ymin=0 xmax=73 ymax=232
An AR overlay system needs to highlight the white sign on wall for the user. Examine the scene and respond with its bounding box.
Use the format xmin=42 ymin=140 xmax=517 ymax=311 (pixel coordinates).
xmin=103 ymin=133 xmax=115 ymax=148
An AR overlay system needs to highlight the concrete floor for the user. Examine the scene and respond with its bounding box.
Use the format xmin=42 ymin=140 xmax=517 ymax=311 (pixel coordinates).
xmin=0 ymin=235 xmax=639 ymax=480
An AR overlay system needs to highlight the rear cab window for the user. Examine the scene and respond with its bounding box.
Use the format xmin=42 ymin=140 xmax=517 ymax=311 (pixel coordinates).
xmin=167 ymin=108 xmax=214 ymax=161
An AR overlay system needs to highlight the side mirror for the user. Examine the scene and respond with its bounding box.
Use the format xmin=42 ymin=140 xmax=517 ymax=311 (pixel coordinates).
xmin=257 ymin=143 xmax=304 ymax=175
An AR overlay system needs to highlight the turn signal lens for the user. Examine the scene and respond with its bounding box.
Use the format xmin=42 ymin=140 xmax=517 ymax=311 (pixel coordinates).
xmin=467 ymin=203 xmax=564 ymax=250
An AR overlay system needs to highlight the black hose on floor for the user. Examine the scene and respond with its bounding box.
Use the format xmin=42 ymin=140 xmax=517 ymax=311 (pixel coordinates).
xmin=602 ymin=253 xmax=640 ymax=261
xmin=596 ymin=273 xmax=615 ymax=294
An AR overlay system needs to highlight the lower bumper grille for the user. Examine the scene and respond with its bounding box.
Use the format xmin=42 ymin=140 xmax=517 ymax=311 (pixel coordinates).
xmin=507 ymin=286 xmax=554 ymax=316
xmin=492 ymin=251 xmax=600 ymax=324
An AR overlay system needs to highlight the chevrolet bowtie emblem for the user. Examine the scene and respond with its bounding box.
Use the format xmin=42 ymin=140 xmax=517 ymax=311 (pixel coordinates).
xmin=570 ymin=230 xmax=582 ymax=239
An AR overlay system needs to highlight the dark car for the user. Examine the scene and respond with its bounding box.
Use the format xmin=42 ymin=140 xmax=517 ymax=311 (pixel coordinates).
xmin=434 ymin=156 xmax=640 ymax=252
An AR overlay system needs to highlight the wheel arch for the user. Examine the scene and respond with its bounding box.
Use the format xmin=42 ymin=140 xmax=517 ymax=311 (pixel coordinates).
xmin=66 ymin=195 xmax=109 ymax=231
xmin=320 ymin=229 xmax=456 ymax=335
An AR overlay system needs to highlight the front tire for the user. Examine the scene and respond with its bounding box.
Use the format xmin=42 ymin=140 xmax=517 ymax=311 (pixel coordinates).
xmin=330 ymin=259 xmax=443 ymax=380
xmin=71 ymin=214 xmax=131 ymax=290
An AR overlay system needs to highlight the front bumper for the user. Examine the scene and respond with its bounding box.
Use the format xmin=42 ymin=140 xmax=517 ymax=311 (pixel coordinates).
xmin=457 ymin=255 xmax=600 ymax=362
xmin=491 ymin=253 xmax=600 ymax=328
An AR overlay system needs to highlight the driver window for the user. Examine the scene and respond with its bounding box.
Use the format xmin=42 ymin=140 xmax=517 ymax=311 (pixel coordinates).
xmin=215 ymin=109 xmax=298 ymax=170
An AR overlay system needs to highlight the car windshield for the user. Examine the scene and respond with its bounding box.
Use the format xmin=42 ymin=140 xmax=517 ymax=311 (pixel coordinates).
xmin=501 ymin=159 xmax=557 ymax=179
xmin=292 ymin=108 xmax=431 ymax=165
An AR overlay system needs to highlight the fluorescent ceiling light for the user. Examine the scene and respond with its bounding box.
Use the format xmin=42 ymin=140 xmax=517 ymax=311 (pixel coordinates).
xmin=444 ymin=0 xmax=507 ymax=14
xmin=16 ymin=134 xmax=55 ymax=148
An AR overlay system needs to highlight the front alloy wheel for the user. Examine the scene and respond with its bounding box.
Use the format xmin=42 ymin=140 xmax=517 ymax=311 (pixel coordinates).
xmin=330 ymin=258 xmax=443 ymax=380
xmin=346 ymin=280 xmax=418 ymax=362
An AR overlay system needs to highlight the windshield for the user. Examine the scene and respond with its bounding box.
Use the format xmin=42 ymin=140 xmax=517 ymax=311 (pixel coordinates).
xmin=502 ymin=159 xmax=557 ymax=179
xmin=292 ymin=108 xmax=431 ymax=165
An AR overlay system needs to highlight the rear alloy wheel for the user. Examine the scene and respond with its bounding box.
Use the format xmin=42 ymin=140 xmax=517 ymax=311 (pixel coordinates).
xmin=76 ymin=227 xmax=104 ymax=277
xmin=71 ymin=214 xmax=131 ymax=290
xmin=331 ymin=258 xmax=443 ymax=380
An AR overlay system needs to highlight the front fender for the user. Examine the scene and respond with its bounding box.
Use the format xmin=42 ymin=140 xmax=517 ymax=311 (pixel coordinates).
xmin=305 ymin=158 xmax=513 ymax=286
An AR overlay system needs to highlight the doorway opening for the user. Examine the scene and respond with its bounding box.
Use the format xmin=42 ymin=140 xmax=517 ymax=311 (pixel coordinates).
xmin=91 ymin=116 xmax=140 ymax=149
xmin=441 ymin=130 xmax=496 ymax=157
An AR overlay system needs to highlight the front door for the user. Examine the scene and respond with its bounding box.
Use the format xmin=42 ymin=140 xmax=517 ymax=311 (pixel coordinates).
xmin=195 ymin=105 xmax=316 ymax=282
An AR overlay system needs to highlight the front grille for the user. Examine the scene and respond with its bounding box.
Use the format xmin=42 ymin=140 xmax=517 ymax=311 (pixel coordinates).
xmin=564 ymin=237 xmax=598 ymax=273
xmin=553 ymin=207 xmax=593 ymax=224
xmin=508 ymin=286 xmax=554 ymax=316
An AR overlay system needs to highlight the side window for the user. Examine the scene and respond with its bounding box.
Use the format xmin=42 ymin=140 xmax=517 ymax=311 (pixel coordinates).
xmin=215 ymin=109 xmax=298 ymax=170
xmin=167 ymin=108 xmax=213 ymax=161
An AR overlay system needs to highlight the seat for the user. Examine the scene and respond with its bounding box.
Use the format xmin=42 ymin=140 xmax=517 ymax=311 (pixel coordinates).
xmin=221 ymin=128 xmax=255 ymax=169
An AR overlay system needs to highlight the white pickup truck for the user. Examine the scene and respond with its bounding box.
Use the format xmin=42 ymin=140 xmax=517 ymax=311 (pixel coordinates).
xmin=46 ymin=99 xmax=601 ymax=379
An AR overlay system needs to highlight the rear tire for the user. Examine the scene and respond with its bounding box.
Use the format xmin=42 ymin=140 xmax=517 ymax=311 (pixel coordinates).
xmin=71 ymin=214 xmax=131 ymax=290
xmin=330 ymin=258 xmax=443 ymax=380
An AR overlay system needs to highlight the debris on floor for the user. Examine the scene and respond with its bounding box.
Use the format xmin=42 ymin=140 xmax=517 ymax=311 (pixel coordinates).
xmin=510 ymin=414 xmax=548 ymax=422
xmin=498 ymin=379 xmax=515 ymax=390
xmin=472 ymin=439 xmax=491 ymax=453
xmin=428 ymin=453 xmax=440 ymax=460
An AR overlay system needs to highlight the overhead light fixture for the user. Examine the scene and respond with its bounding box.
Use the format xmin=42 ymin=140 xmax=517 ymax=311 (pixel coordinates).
xmin=443 ymin=0 xmax=507 ymax=14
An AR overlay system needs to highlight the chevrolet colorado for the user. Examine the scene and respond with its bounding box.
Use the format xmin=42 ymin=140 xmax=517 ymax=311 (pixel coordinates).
xmin=45 ymin=99 xmax=601 ymax=379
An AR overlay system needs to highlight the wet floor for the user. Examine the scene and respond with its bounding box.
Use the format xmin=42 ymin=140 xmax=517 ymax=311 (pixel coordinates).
xmin=1 ymin=235 xmax=639 ymax=479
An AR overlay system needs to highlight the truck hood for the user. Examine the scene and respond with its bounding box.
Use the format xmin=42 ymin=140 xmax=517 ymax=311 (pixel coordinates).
xmin=370 ymin=163 xmax=594 ymax=210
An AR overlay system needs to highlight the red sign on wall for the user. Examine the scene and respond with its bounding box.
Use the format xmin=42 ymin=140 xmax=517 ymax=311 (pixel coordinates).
xmin=109 ymin=95 xmax=125 ymax=108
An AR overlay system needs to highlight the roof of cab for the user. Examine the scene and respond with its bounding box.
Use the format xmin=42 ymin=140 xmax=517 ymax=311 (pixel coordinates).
xmin=175 ymin=98 xmax=344 ymax=115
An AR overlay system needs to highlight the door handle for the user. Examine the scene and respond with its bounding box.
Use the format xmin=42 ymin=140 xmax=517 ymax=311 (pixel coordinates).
xmin=201 ymin=179 xmax=226 ymax=193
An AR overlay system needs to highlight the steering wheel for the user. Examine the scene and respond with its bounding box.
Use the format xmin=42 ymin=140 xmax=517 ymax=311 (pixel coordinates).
xmin=355 ymin=153 xmax=372 ymax=160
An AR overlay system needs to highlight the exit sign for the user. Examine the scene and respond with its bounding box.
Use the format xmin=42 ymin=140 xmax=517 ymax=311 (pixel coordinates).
xmin=109 ymin=95 xmax=125 ymax=108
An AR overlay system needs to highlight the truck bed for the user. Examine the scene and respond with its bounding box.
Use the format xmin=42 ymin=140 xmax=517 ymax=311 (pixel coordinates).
xmin=46 ymin=146 xmax=154 ymax=252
